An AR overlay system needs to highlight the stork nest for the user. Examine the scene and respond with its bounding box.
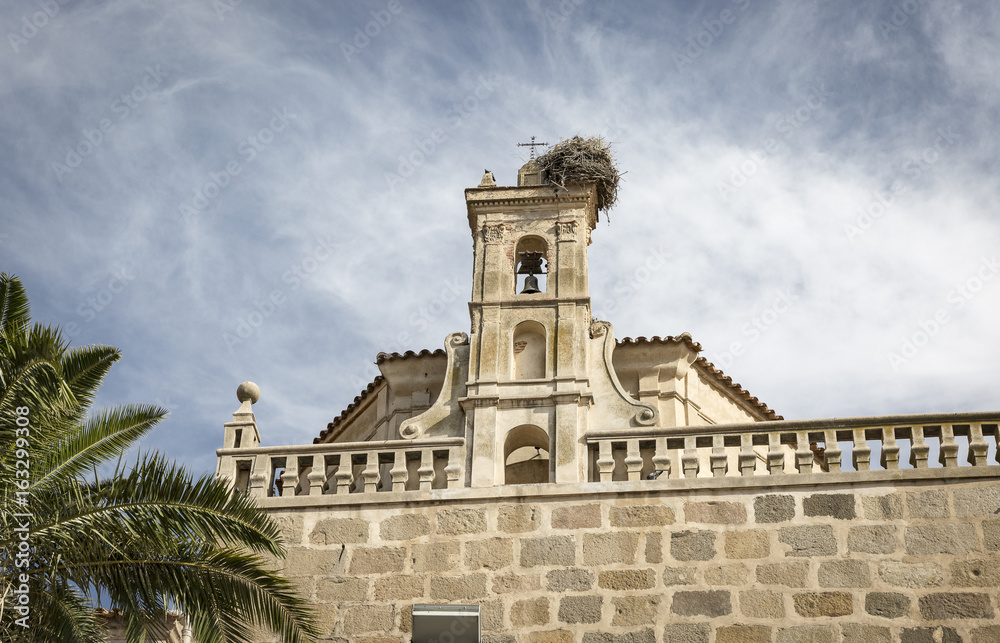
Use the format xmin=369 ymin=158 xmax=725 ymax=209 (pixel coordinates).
xmin=535 ymin=136 xmax=621 ymax=212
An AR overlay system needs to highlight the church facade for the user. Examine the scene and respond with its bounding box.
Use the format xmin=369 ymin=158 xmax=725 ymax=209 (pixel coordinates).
xmin=217 ymin=163 xmax=1000 ymax=642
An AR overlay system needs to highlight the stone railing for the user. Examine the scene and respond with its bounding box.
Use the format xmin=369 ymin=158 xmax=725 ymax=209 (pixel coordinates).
xmin=217 ymin=437 xmax=466 ymax=498
xmin=586 ymin=412 xmax=1000 ymax=483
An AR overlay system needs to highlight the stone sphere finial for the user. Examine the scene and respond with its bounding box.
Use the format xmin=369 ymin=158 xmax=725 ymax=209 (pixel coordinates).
xmin=237 ymin=381 xmax=260 ymax=405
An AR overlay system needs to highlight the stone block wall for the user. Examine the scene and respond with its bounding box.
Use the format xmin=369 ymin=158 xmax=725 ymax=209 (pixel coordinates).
xmin=263 ymin=479 xmax=1000 ymax=642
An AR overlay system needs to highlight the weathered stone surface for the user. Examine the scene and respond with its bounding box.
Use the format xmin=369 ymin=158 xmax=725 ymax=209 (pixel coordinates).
xmin=492 ymin=572 xmax=542 ymax=593
xmin=465 ymin=537 xmax=513 ymax=570
xmin=310 ymin=518 xmax=368 ymax=545
xmin=348 ymin=546 xmax=405 ymax=574
xmin=511 ymin=597 xmax=549 ymax=627
xmin=776 ymin=626 xmax=833 ymax=643
xmin=373 ymin=575 xmax=423 ymax=600
xmin=598 ymin=568 xmax=655 ymax=590
xmin=273 ymin=514 xmax=303 ymax=544
xmin=953 ymin=485 xmax=1000 ymax=517
xmin=399 ymin=604 xmax=411 ymax=633
xmin=905 ymin=523 xmax=978 ymax=555
xmin=725 ymin=529 xmax=770 ymax=559
xmin=609 ymin=505 xmax=674 ymax=527
xmin=522 ymin=535 xmax=576 ymax=567
xmin=793 ymin=592 xmax=853 ymax=617
xmin=865 ymin=592 xmax=910 ymax=618
xmin=878 ymin=562 xmax=944 ymax=588
xmin=951 ymin=559 xmax=1000 ymax=587
xmin=847 ymin=525 xmax=897 ymax=554
xmin=901 ymin=627 xmax=962 ymax=643
xmin=755 ymin=494 xmax=795 ymax=523
xmin=863 ymin=494 xmax=903 ymax=520
xmin=380 ymin=513 xmax=430 ymax=540
xmin=645 ymin=532 xmax=662 ymax=563
xmin=705 ymin=563 xmax=748 ymax=586
xmin=817 ymin=560 xmax=870 ymax=588
xmin=583 ymin=532 xmax=638 ymax=565
xmin=740 ymin=590 xmax=784 ymax=618
xmin=527 ymin=632 xmax=574 ymax=643
xmin=552 ymin=504 xmax=601 ymax=529
xmin=557 ymin=595 xmax=602 ymax=624
xmin=779 ymin=525 xmax=837 ymax=557
xmin=482 ymin=636 xmax=517 ymax=643
xmin=918 ymin=592 xmax=995 ymax=619
xmin=802 ymin=494 xmax=855 ymax=519
xmin=547 ymin=568 xmax=593 ymax=592
xmin=662 ymin=566 xmax=697 ymax=586
xmin=972 ymin=626 xmax=1000 ymax=643
xmin=685 ymin=501 xmax=747 ymax=524
xmin=842 ymin=624 xmax=890 ymax=643
xmin=315 ymin=576 xmax=368 ymax=603
xmin=716 ymin=625 xmax=771 ymax=643
xmin=342 ymin=605 xmax=392 ymax=634
xmin=411 ymin=541 xmax=459 ymax=573
xmin=498 ymin=504 xmax=541 ymax=533
xmin=355 ymin=638 xmax=397 ymax=643
xmin=671 ymin=590 xmax=731 ymax=617
xmin=429 ymin=574 xmax=488 ymax=600
xmin=582 ymin=631 xmax=655 ymax=643
xmin=984 ymin=519 xmax=1000 ymax=551
xmin=282 ymin=547 xmax=346 ymax=576
xmin=437 ymin=508 xmax=487 ymax=535
xmin=662 ymin=623 xmax=709 ymax=643
xmin=481 ymin=599 xmax=503 ymax=632
xmin=906 ymin=489 xmax=950 ymax=519
xmin=757 ymin=561 xmax=808 ymax=587
xmin=670 ymin=530 xmax=716 ymax=561
xmin=612 ymin=595 xmax=659 ymax=626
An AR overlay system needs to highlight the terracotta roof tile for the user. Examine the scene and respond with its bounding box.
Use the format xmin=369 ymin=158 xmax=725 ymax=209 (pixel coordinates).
xmin=314 ymin=375 xmax=384 ymax=443
xmin=694 ymin=356 xmax=783 ymax=421
xmin=617 ymin=332 xmax=703 ymax=352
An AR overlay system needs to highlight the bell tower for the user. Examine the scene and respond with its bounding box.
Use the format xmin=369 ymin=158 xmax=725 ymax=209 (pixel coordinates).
xmin=462 ymin=163 xmax=600 ymax=485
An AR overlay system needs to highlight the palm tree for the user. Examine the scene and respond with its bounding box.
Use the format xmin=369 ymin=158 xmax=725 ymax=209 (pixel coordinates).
xmin=0 ymin=273 xmax=318 ymax=643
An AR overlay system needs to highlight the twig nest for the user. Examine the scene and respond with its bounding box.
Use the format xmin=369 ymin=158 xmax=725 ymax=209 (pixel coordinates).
xmin=535 ymin=136 xmax=621 ymax=213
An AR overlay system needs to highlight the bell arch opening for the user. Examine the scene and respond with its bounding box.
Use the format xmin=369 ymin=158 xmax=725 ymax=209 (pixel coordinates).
xmin=512 ymin=320 xmax=546 ymax=380
xmin=504 ymin=424 xmax=551 ymax=484
xmin=515 ymin=235 xmax=548 ymax=294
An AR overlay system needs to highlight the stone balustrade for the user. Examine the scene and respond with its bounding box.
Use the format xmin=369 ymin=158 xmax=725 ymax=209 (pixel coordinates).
xmin=587 ymin=412 xmax=1000 ymax=483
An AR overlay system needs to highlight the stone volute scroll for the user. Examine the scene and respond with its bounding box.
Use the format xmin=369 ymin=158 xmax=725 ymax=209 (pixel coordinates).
xmin=589 ymin=321 xmax=658 ymax=427
xmin=399 ymin=332 xmax=470 ymax=440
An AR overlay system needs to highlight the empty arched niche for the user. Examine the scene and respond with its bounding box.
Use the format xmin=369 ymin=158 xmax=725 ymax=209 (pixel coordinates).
xmin=504 ymin=424 xmax=551 ymax=484
xmin=512 ymin=320 xmax=546 ymax=380
xmin=514 ymin=235 xmax=548 ymax=294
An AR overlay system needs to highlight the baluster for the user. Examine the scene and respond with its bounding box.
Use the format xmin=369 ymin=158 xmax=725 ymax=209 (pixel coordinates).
xmin=279 ymin=463 xmax=298 ymax=497
xmin=651 ymin=436 xmax=670 ymax=479
xmin=417 ymin=448 xmax=435 ymax=491
xmin=795 ymin=432 xmax=813 ymax=474
xmin=361 ymin=451 xmax=380 ymax=492
xmin=596 ymin=440 xmax=615 ymax=482
xmin=767 ymin=432 xmax=784 ymax=475
xmin=444 ymin=446 xmax=463 ymax=489
xmin=969 ymin=423 xmax=990 ymax=466
xmin=248 ymin=454 xmax=270 ymax=498
xmin=389 ymin=450 xmax=408 ymax=492
xmin=710 ymin=435 xmax=727 ymax=478
xmin=334 ymin=452 xmax=353 ymax=494
xmin=881 ymin=427 xmax=900 ymax=470
xmin=625 ymin=439 xmax=643 ymax=481
xmin=939 ymin=425 xmax=959 ymax=468
xmin=823 ymin=429 xmax=842 ymax=473
xmin=910 ymin=427 xmax=929 ymax=469
xmin=852 ymin=428 xmax=871 ymax=471
xmin=739 ymin=434 xmax=756 ymax=477
xmin=306 ymin=454 xmax=326 ymax=495
xmin=682 ymin=436 xmax=698 ymax=479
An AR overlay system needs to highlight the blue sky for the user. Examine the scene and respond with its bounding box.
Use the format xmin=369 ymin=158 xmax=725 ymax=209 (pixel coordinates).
xmin=2 ymin=0 xmax=998 ymax=475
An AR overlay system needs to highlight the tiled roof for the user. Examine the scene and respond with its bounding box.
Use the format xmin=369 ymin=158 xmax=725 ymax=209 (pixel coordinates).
xmin=616 ymin=332 xmax=703 ymax=352
xmin=695 ymin=356 xmax=783 ymax=421
xmin=376 ymin=348 xmax=446 ymax=363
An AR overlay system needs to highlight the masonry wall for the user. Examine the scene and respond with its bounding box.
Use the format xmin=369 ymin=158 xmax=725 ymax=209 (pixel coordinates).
xmin=263 ymin=478 xmax=1000 ymax=643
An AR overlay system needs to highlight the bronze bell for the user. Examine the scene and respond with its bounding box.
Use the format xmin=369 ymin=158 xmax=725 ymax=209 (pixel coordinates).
xmin=521 ymin=274 xmax=541 ymax=294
